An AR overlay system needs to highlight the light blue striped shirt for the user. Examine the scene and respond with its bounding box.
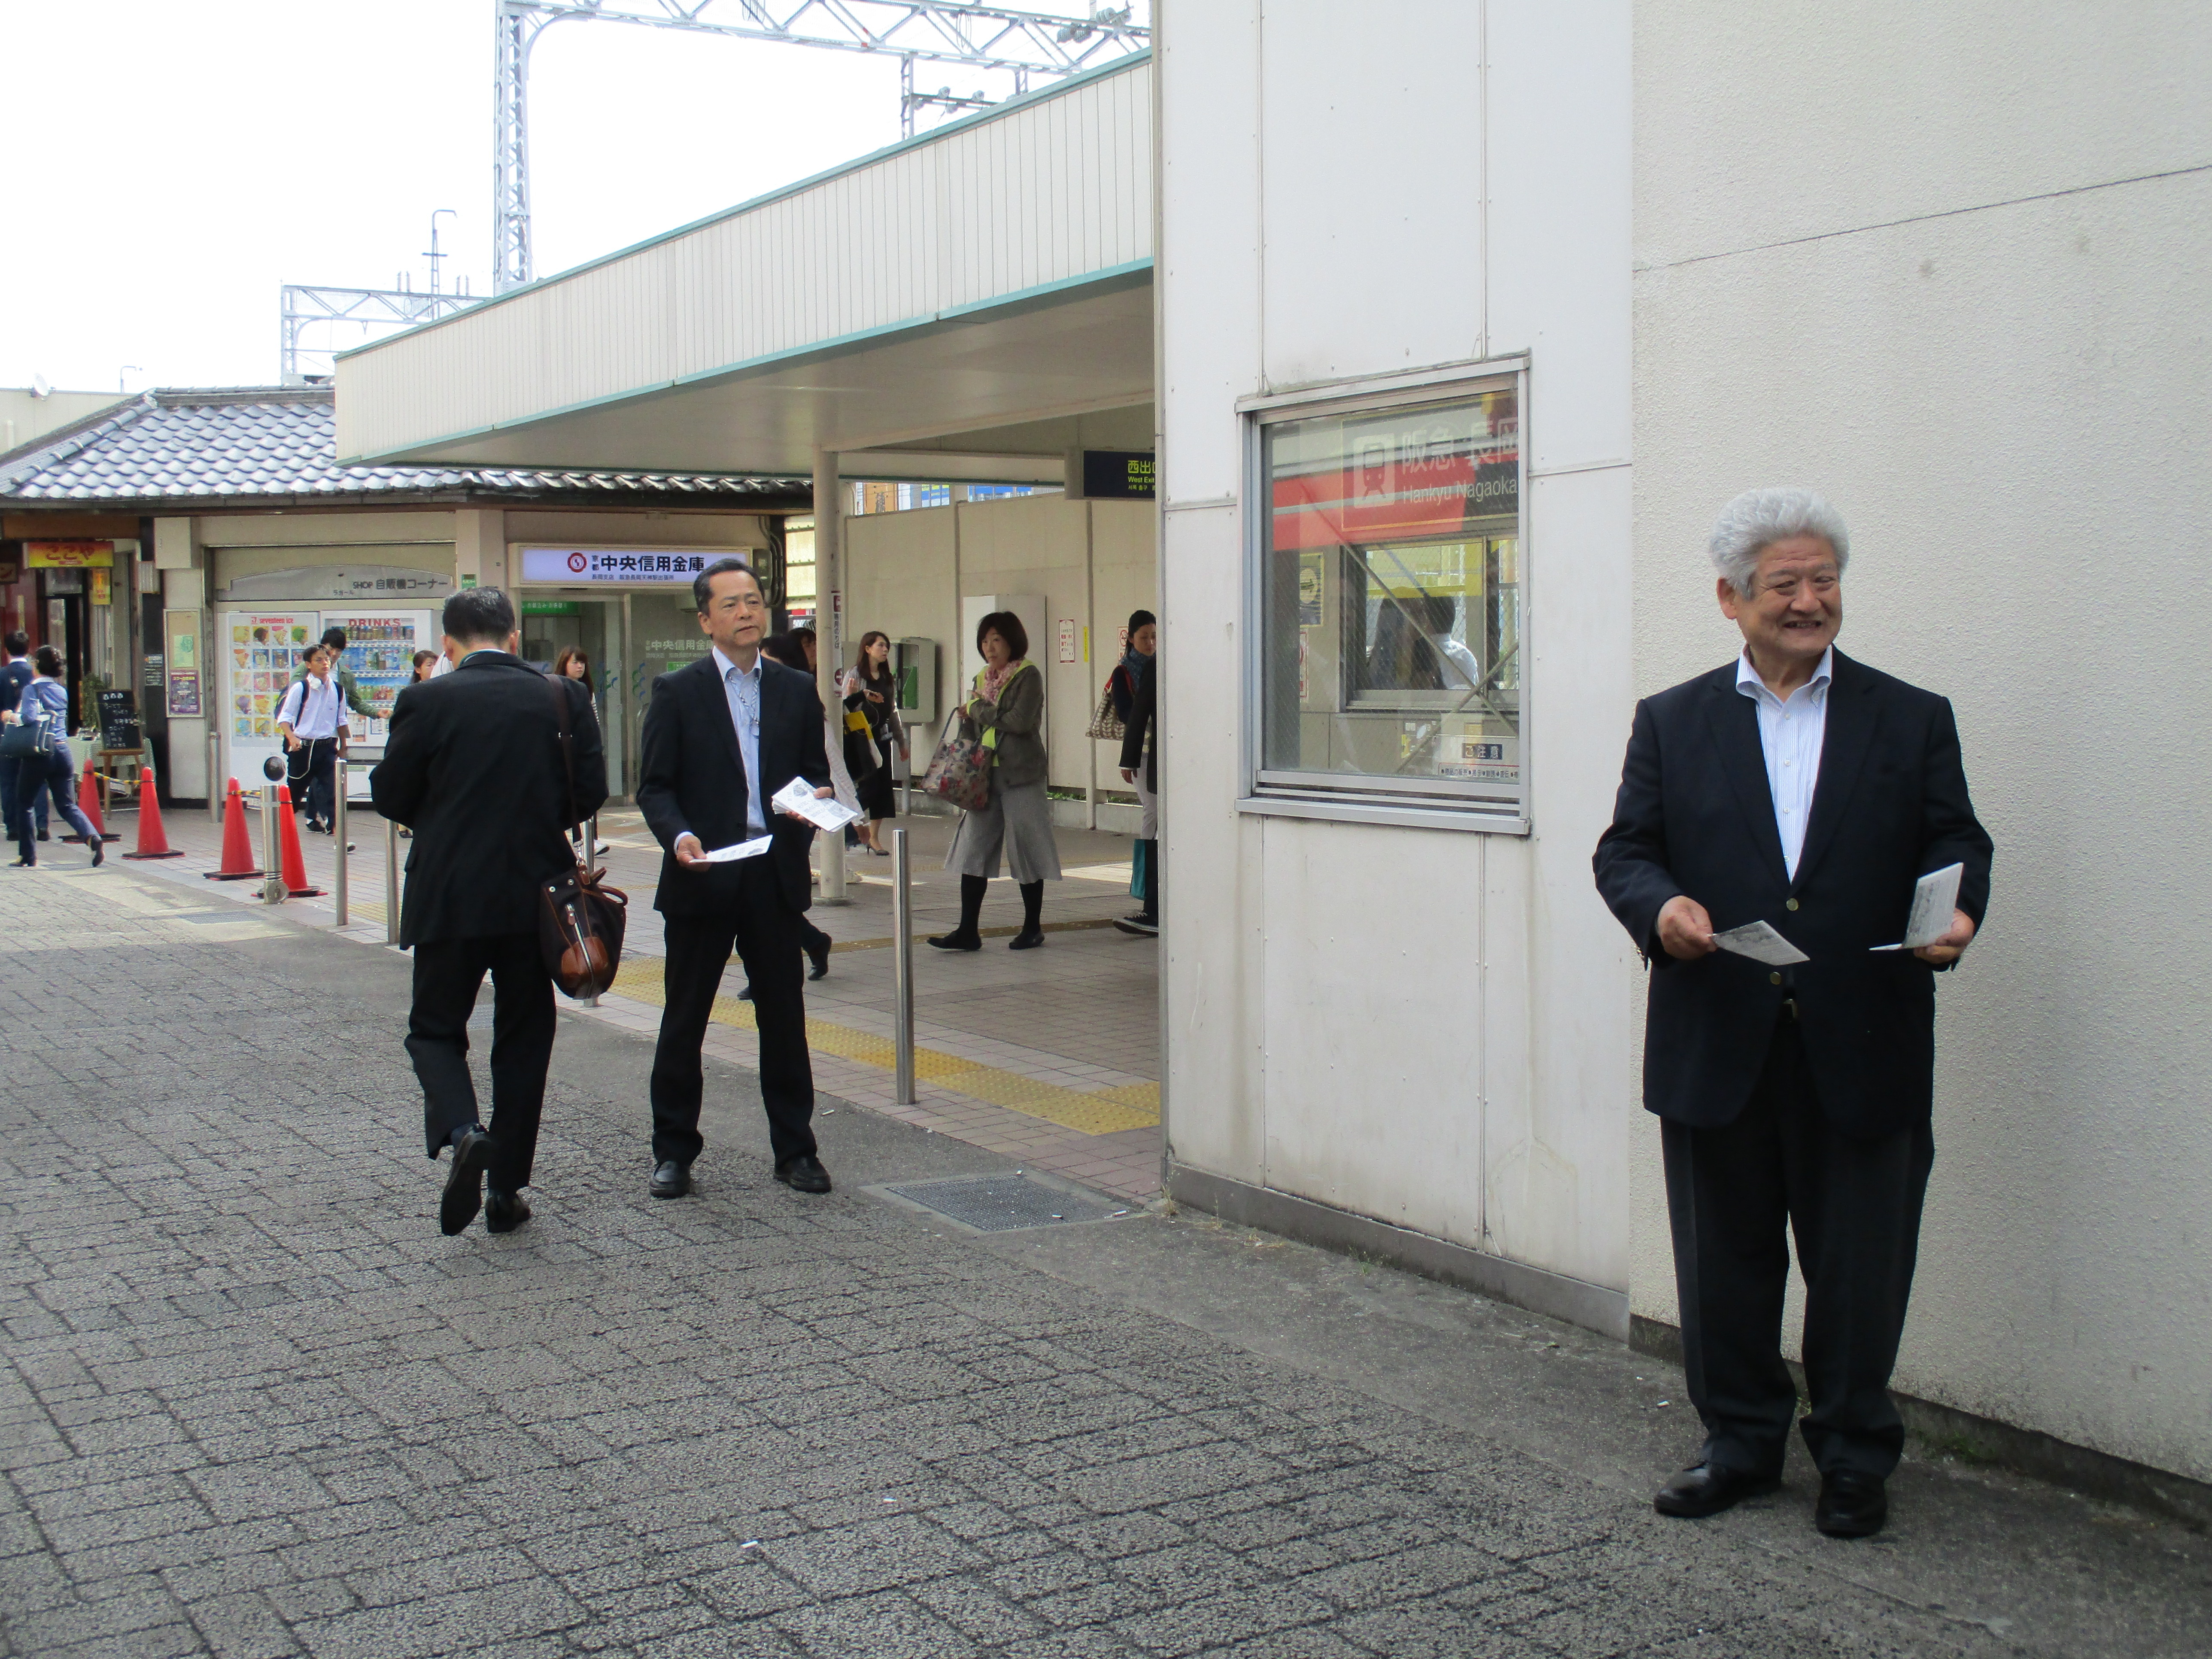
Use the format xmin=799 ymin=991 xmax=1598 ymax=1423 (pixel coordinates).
xmin=711 ymin=645 xmax=767 ymax=835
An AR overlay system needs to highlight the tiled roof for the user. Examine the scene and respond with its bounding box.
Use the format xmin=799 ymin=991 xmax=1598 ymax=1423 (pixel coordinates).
xmin=0 ymin=388 xmax=803 ymax=505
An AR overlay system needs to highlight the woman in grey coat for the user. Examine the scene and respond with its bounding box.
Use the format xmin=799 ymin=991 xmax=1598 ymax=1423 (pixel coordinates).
xmin=928 ymin=611 xmax=1060 ymax=951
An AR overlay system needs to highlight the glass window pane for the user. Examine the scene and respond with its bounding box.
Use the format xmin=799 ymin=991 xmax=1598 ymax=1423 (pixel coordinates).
xmin=1259 ymin=385 xmax=1522 ymax=807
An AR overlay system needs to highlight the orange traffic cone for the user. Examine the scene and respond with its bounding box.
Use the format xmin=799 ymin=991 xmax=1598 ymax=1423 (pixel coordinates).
xmin=206 ymin=778 xmax=263 ymax=880
xmin=275 ymin=783 xmax=322 ymax=897
xmin=62 ymin=765 xmax=109 ymax=844
xmin=123 ymin=762 xmax=182 ymax=859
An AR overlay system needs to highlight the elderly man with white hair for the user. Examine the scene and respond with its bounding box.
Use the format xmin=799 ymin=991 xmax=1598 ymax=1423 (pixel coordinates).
xmin=1594 ymin=488 xmax=1993 ymax=1539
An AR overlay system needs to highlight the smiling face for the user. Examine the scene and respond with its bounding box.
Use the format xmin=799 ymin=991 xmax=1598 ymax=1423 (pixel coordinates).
xmin=1718 ymin=533 xmax=1841 ymax=679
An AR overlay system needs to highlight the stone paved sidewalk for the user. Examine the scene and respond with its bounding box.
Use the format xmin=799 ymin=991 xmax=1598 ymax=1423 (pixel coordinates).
xmin=1 ymin=862 xmax=2207 ymax=1659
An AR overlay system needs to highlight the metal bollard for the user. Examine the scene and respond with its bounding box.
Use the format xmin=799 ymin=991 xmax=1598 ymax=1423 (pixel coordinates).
xmin=891 ymin=826 xmax=915 ymax=1104
xmin=332 ymin=761 xmax=349 ymax=927
xmin=258 ymin=763 xmax=286 ymax=905
xmin=383 ymin=812 xmax=401 ymax=945
xmin=588 ymin=811 xmax=599 ymax=869
xmin=206 ymin=727 xmax=222 ymax=822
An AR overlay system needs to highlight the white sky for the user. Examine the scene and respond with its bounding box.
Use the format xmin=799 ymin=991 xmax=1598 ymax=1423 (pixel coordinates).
xmin=0 ymin=0 xmax=1089 ymax=391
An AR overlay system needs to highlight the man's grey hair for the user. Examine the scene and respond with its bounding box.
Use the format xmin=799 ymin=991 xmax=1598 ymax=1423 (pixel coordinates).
xmin=1708 ymin=488 xmax=1850 ymax=596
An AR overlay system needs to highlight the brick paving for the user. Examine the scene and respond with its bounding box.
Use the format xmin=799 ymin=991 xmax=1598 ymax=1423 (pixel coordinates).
xmin=6 ymin=853 xmax=2209 ymax=1658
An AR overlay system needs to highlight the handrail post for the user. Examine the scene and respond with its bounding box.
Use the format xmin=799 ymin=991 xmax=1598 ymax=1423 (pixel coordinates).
xmin=259 ymin=780 xmax=284 ymax=905
xmin=332 ymin=760 xmax=349 ymax=927
xmin=892 ymin=826 xmax=915 ymax=1104
xmin=383 ymin=811 xmax=401 ymax=945
xmin=206 ymin=727 xmax=222 ymax=822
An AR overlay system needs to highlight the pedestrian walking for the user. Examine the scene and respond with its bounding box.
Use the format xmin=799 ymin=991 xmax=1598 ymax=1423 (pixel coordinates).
xmin=274 ymin=641 xmax=351 ymax=833
xmin=928 ymin=611 xmax=1060 ymax=952
xmin=2 ymin=646 xmax=104 ymax=867
xmin=371 ymin=587 xmax=608 ymax=1238
xmin=638 ymin=559 xmax=837 ymax=1198
xmin=1110 ymin=611 xmax=1158 ymax=936
xmin=550 ymin=647 xmax=611 ymax=858
xmin=842 ymin=630 xmax=905 ymax=856
xmin=288 ymin=626 xmax=375 ymax=723
xmin=0 ymin=631 xmax=50 ymax=847
xmin=1592 ymin=487 xmax=1993 ymax=1540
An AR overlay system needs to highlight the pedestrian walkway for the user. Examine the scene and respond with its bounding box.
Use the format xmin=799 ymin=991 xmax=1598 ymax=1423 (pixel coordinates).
xmin=1 ymin=858 xmax=2206 ymax=1659
xmin=102 ymin=787 xmax=1164 ymax=1199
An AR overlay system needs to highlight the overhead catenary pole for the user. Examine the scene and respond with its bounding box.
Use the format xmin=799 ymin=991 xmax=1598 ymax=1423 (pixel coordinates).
xmin=489 ymin=0 xmax=1150 ymax=291
xmin=814 ymin=449 xmax=847 ymax=905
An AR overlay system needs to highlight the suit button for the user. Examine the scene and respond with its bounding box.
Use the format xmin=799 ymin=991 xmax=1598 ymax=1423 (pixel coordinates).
xmin=1769 ymin=972 xmax=1783 ymax=986
xmin=1785 ymin=898 xmax=1800 ymax=912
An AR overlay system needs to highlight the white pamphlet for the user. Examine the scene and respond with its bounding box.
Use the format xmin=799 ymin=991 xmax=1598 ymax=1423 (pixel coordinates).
xmin=698 ymin=833 xmax=775 ymax=864
xmin=1711 ymin=920 xmax=1810 ymax=966
xmin=770 ymin=776 xmax=863 ymax=833
xmin=1870 ymin=862 xmax=1964 ymax=952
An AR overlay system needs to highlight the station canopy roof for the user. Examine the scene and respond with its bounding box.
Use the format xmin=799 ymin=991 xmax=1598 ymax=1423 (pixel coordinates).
xmin=335 ymin=56 xmax=1154 ymax=486
xmin=0 ymin=387 xmax=806 ymax=512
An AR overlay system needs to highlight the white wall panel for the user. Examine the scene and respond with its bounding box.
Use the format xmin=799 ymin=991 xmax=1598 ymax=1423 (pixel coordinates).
xmin=340 ymin=61 xmax=1153 ymax=463
xmin=1257 ymin=0 xmax=1486 ymax=389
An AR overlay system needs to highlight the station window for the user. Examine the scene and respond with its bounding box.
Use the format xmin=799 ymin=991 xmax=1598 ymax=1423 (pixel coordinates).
xmin=1251 ymin=376 xmax=1524 ymax=826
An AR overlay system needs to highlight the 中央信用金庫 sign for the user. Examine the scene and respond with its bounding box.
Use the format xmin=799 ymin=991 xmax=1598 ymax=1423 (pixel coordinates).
xmin=519 ymin=548 xmax=738 ymax=584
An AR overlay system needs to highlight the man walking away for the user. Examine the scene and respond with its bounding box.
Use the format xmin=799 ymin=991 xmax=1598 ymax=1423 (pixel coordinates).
xmin=638 ymin=558 xmax=836 ymax=1200
xmin=372 ymin=588 xmax=606 ymax=1237
xmin=0 ymin=632 xmax=50 ymax=845
xmin=275 ymin=642 xmax=350 ymax=833
xmin=1593 ymin=487 xmax=1992 ymax=1540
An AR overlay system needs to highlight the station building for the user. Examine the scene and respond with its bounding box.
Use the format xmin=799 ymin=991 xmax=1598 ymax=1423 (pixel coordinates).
xmin=0 ymin=386 xmax=804 ymax=801
xmin=334 ymin=7 xmax=2212 ymax=1503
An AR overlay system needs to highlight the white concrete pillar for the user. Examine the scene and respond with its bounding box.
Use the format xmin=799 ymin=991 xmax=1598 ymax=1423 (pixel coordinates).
xmin=153 ymin=521 xmax=211 ymax=800
xmin=813 ymin=450 xmax=846 ymax=904
xmin=455 ymin=508 xmax=507 ymax=592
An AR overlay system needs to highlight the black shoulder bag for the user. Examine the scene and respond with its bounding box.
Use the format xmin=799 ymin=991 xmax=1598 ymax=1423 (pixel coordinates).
xmin=537 ymin=676 xmax=629 ymax=999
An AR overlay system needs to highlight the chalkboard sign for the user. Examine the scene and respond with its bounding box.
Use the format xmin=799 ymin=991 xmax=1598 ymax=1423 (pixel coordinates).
xmin=98 ymin=689 xmax=140 ymax=751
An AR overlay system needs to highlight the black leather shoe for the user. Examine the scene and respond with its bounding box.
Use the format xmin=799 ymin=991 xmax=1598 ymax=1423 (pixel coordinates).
xmin=89 ymin=839 xmax=104 ymax=868
xmin=485 ymin=1190 xmax=532 ymax=1234
xmin=806 ymin=942 xmax=830 ymax=980
xmin=774 ymin=1154 xmax=832 ymax=1194
xmin=1814 ymin=1470 xmax=1888 ymax=1538
xmin=1653 ymin=1462 xmax=1781 ymax=1519
xmin=1008 ymin=928 xmax=1045 ymax=950
xmin=927 ymin=931 xmax=981 ymax=952
xmin=737 ymin=984 xmax=754 ymax=1002
xmin=649 ymin=1159 xmax=692 ymax=1199
xmin=440 ymin=1128 xmax=495 ymax=1236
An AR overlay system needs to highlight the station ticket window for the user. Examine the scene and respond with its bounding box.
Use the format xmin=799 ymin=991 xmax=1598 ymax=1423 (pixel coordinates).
xmin=1252 ymin=377 xmax=1524 ymax=825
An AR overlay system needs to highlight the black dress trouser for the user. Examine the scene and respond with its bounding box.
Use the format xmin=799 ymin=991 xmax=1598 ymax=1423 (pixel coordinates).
xmin=650 ymin=860 xmax=817 ymax=1167
xmin=406 ymin=932 xmax=556 ymax=1192
xmin=1660 ymin=1014 xmax=1935 ymax=1481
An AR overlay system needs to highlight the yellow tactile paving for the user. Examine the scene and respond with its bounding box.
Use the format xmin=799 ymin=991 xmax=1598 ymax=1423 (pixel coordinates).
xmin=608 ymin=960 xmax=1160 ymax=1136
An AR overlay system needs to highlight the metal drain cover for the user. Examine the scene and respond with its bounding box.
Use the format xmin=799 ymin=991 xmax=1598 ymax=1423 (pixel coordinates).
xmin=878 ymin=1173 xmax=1122 ymax=1233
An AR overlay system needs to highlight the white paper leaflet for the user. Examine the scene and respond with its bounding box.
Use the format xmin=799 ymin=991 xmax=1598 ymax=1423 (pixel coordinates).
xmin=1711 ymin=920 xmax=1810 ymax=966
xmin=1870 ymin=862 xmax=1964 ymax=952
xmin=698 ymin=834 xmax=775 ymax=864
xmin=771 ymin=776 xmax=862 ymax=832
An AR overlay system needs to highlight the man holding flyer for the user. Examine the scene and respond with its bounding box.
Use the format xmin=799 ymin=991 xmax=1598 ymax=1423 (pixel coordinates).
xmin=638 ymin=558 xmax=841 ymax=1200
xmin=1593 ymin=488 xmax=1993 ymax=1540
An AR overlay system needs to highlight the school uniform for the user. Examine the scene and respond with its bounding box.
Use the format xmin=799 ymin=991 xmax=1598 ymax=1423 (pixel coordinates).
xmin=276 ymin=673 xmax=349 ymax=830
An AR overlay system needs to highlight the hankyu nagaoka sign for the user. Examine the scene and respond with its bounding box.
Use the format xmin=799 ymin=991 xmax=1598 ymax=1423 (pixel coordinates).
xmin=520 ymin=547 xmax=746 ymax=584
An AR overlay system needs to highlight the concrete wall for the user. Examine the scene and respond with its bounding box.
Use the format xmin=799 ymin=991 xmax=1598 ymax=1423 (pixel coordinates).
xmin=842 ymin=495 xmax=1156 ymax=798
xmin=1158 ymin=0 xmax=1635 ymax=1304
xmin=1632 ymin=0 xmax=2212 ymax=1478
xmin=0 ymin=389 xmax=126 ymax=457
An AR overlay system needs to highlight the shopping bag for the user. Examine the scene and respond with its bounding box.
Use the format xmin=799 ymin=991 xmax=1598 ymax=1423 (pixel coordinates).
xmin=1085 ymin=680 xmax=1125 ymax=741
xmin=922 ymin=715 xmax=993 ymax=812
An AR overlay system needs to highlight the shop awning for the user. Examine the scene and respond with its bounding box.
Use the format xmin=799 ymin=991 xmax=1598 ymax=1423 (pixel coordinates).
xmin=335 ymin=57 xmax=1154 ymax=484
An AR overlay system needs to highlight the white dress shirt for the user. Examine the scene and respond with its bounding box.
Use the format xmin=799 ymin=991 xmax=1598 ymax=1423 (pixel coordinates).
xmin=276 ymin=673 xmax=349 ymax=741
xmin=711 ymin=645 xmax=768 ymax=835
xmin=1735 ymin=645 xmax=1832 ymax=880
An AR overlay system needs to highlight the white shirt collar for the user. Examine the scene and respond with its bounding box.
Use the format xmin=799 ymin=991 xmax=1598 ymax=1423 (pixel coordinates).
xmin=711 ymin=644 xmax=762 ymax=681
xmin=1736 ymin=645 xmax=1834 ymax=703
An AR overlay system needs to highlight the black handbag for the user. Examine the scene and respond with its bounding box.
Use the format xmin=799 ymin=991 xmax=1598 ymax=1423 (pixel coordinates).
xmin=536 ymin=677 xmax=627 ymax=999
xmin=0 ymin=695 xmax=57 ymax=760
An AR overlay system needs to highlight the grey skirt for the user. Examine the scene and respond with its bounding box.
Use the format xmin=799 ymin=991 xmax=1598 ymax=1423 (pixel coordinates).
xmin=945 ymin=777 xmax=1063 ymax=883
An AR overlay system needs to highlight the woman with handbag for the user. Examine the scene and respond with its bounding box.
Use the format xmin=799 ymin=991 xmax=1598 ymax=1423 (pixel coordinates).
xmin=928 ymin=611 xmax=1060 ymax=952
xmin=1 ymin=646 xmax=103 ymax=868
xmin=842 ymin=630 xmax=905 ymax=856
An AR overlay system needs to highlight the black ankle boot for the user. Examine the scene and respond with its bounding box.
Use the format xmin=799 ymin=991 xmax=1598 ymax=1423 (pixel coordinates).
xmin=1009 ymin=880 xmax=1045 ymax=950
xmin=930 ymin=873 xmax=988 ymax=951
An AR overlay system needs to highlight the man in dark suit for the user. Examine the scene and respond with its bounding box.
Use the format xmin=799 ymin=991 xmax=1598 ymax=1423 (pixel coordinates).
xmin=372 ymin=587 xmax=606 ymax=1238
xmin=1114 ymin=632 xmax=1158 ymax=936
xmin=1594 ymin=487 xmax=1992 ymax=1540
xmin=638 ymin=557 xmax=835 ymax=1200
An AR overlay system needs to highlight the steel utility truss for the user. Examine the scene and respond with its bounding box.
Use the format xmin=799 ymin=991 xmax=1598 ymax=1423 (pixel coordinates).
xmin=280 ymin=283 xmax=486 ymax=387
xmin=494 ymin=0 xmax=1149 ymax=291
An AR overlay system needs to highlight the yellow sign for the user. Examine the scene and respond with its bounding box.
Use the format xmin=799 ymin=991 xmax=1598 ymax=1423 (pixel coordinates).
xmin=89 ymin=571 xmax=111 ymax=605
xmin=25 ymin=540 xmax=114 ymax=569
